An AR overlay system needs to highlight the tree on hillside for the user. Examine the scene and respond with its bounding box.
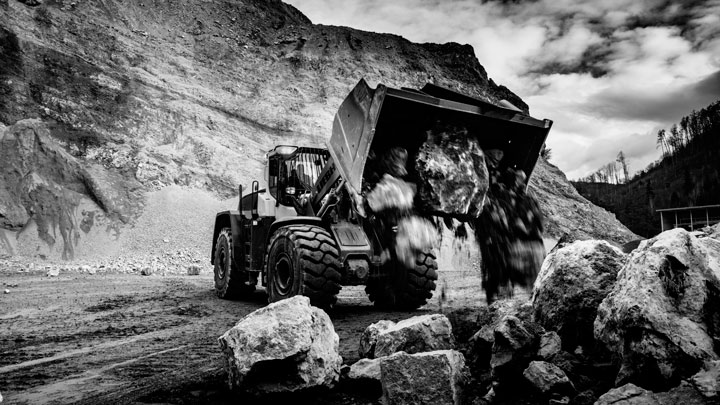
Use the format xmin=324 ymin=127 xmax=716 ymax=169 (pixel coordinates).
xmin=669 ymin=124 xmax=682 ymax=153
xmin=540 ymin=144 xmax=552 ymax=161
xmin=617 ymin=151 xmax=629 ymax=183
xmin=656 ymin=129 xmax=668 ymax=157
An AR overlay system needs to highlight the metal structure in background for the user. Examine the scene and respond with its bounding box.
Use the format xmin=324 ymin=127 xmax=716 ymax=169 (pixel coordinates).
xmin=657 ymin=204 xmax=720 ymax=232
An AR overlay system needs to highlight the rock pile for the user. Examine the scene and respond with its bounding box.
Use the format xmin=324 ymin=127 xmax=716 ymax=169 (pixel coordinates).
xmin=0 ymin=251 xmax=209 ymax=277
xmin=522 ymin=225 xmax=720 ymax=404
xmin=213 ymin=224 xmax=720 ymax=403
xmin=595 ymin=227 xmax=720 ymax=390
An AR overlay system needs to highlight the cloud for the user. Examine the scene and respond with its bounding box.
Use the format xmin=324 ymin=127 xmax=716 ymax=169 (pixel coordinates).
xmin=586 ymin=70 xmax=720 ymax=122
xmin=285 ymin=0 xmax=720 ymax=179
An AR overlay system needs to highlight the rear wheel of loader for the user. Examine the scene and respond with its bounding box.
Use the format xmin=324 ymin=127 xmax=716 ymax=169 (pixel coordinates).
xmin=214 ymin=228 xmax=255 ymax=299
xmin=266 ymin=225 xmax=342 ymax=308
xmin=366 ymin=251 xmax=438 ymax=310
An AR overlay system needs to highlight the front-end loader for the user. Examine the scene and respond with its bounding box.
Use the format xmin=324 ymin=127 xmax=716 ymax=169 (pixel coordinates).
xmin=210 ymin=79 xmax=552 ymax=309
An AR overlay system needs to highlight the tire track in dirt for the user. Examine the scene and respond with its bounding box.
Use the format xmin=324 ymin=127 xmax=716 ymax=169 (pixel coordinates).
xmin=0 ymin=271 xmax=486 ymax=404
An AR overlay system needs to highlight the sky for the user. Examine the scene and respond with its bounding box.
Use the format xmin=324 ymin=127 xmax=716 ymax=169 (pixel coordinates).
xmin=284 ymin=0 xmax=720 ymax=180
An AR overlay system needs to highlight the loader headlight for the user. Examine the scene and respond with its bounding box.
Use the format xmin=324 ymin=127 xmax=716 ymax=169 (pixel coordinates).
xmin=285 ymin=187 xmax=296 ymax=195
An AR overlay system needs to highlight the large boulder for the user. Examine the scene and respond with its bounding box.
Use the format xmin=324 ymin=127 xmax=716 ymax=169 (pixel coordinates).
xmin=362 ymin=314 xmax=455 ymax=359
xmin=532 ymin=240 xmax=626 ymax=350
xmin=594 ymin=228 xmax=720 ymax=390
xmin=380 ymin=350 xmax=466 ymax=405
xmin=218 ymin=296 xmax=342 ymax=393
xmin=413 ymin=123 xmax=489 ymax=218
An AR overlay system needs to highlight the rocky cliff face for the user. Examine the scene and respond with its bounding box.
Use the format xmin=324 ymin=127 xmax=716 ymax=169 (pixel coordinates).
xmin=0 ymin=0 xmax=635 ymax=261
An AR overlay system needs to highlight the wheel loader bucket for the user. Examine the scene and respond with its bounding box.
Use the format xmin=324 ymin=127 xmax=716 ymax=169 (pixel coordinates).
xmin=328 ymin=78 xmax=553 ymax=194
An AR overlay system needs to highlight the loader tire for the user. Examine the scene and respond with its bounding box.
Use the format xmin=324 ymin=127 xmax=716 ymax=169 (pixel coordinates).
xmin=214 ymin=228 xmax=255 ymax=299
xmin=266 ymin=225 xmax=342 ymax=308
xmin=366 ymin=251 xmax=438 ymax=310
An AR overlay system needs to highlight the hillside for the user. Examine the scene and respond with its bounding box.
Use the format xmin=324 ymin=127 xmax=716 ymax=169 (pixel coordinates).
xmin=0 ymin=0 xmax=636 ymax=262
xmin=573 ymin=100 xmax=720 ymax=237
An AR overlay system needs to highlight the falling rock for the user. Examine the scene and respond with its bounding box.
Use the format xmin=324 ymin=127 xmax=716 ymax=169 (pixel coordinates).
xmin=414 ymin=124 xmax=488 ymax=218
xmin=366 ymin=174 xmax=415 ymax=212
xmin=537 ymin=331 xmax=562 ymax=359
xmin=380 ymin=350 xmax=465 ymax=405
xmin=522 ymin=360 xmax=574 ymax=395
xmin=374 ymin=314 xmax=455 ymax=358
xmin=394 ymin=216 xmax=439 ymax=268
xmin=532 ymin=240 xmax=625 ymax=349
xmin=46 ymin=267 xmax=59 ymax=277
xmin=594 ymin=228 xmax=720 ymax=390
xmin=359 ymin=319 xmax=395 ymax=358
xmin=218 ymin=295 xmax=342 ymax=393
xmin=3 ymin=289 xmax=8 ymax=294
xmin=140 ymin=267 xmax=153 ymax=276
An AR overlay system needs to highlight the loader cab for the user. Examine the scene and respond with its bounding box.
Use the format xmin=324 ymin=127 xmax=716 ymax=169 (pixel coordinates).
xmin=265 ymin=145 xmax=330 ymax=217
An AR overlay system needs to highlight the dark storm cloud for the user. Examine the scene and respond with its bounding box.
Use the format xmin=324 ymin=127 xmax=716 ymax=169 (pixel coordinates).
xmin=526 ymin=43 xmax=613 ymax=78
xmin=586 ymin=70 xmax=720 ymax=122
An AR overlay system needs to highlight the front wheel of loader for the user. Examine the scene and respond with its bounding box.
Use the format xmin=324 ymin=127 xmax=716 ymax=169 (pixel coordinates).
xmin=266 ymin=225 xmax=342 ymax=308
xmin=366 ymin=251 xmax=438 ymax=310
xmin=214 ymin=228 xmax=255 ymax=299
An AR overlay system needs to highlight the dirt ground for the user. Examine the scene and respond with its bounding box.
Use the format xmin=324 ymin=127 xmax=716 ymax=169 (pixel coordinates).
xmin=0 ymin=268 xmax=501 ymax=404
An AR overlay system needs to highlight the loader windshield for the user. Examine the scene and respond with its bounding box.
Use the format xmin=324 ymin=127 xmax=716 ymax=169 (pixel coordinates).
xmin=281 ymin=148 xmax=329 ymax=192
xmin=268 ymin=147 xmax=330 ymax=203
